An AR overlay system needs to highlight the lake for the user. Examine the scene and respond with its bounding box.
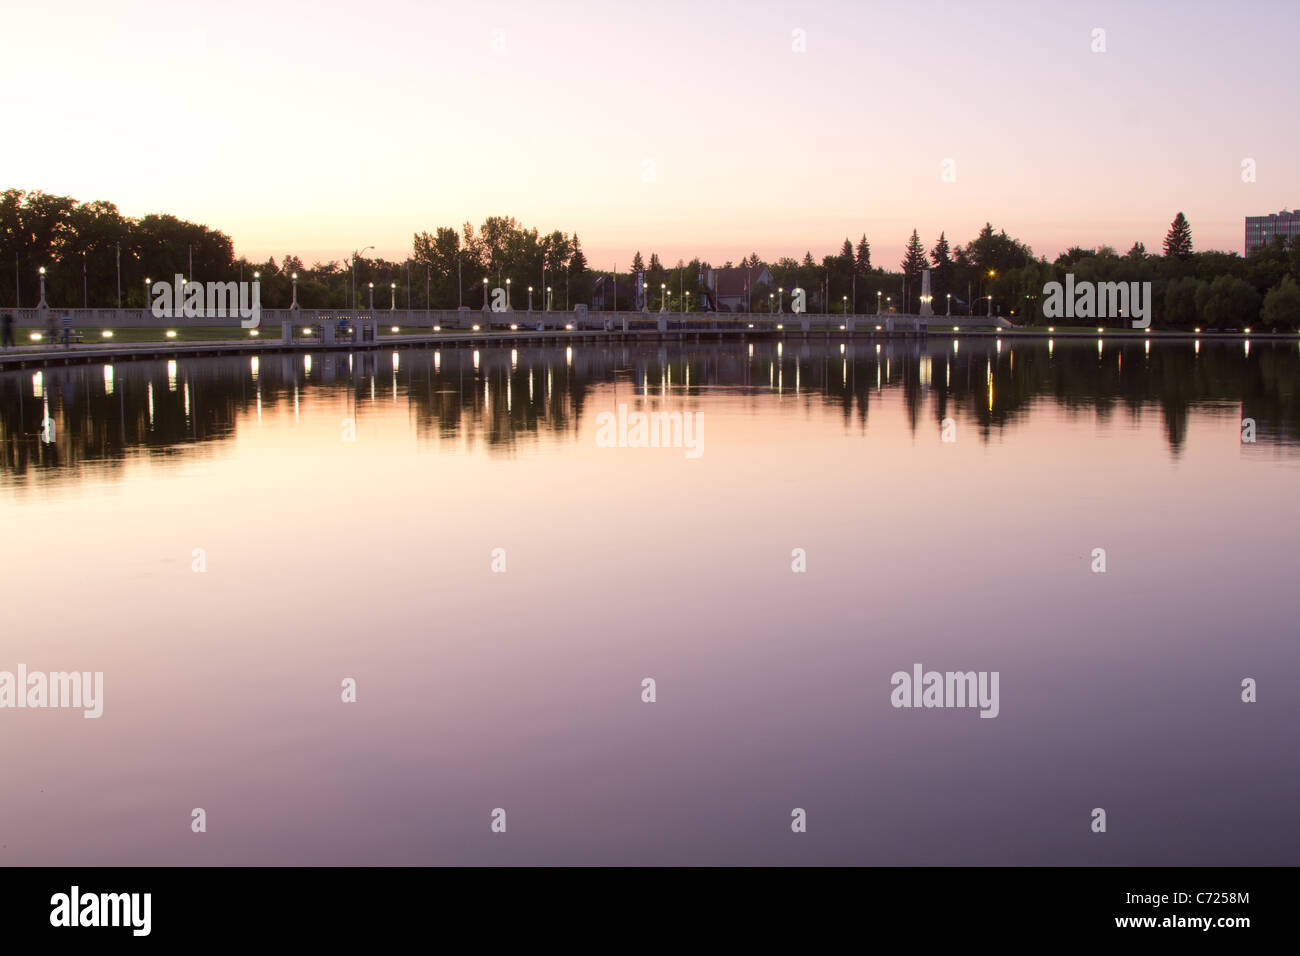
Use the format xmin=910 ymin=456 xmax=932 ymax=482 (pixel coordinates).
xmin=1 ymin=335 xmax=1297 ymax=864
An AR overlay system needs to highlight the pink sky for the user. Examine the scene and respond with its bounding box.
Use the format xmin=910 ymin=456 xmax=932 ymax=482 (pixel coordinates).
xmin=6 ymin=0 xmax=1296 ymax=268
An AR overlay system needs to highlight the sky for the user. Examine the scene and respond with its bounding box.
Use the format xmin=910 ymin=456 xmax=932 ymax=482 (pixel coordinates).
xmin=6 ymin=0 xmax=1298 ymax=270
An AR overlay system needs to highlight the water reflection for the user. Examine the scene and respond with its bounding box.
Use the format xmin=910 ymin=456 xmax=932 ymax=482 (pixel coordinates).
xmin=2 ymin=338 xmax=1298 ymax=481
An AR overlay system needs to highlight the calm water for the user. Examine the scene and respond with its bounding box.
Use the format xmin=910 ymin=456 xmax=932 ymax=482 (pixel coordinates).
xmin=2 ymin=337 xmax=1298 ymax=865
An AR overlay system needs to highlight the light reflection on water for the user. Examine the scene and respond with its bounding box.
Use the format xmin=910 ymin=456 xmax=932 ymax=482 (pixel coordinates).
xmin=0 ymin=339 xmax=1298 ymax=865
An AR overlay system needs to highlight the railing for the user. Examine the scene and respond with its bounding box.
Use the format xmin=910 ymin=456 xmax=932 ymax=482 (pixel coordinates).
xmin=4 ymin=306 xmax=1007 ymax=334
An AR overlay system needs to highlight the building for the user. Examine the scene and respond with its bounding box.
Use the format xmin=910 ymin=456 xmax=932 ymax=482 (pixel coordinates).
xmin=705 ymin=265 xmax=773 ymax=312
xmin=1244 ymin=210 xmax=1300 ymax=255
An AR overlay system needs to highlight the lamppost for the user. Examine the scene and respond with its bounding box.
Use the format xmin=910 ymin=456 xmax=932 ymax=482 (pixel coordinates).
xmin=546 ymin=285 xmax=552 ymax=311
xmin=38 ymin=266 xmax=47 ymax=308
xmin=505 ymin=277 xmax=512 ymax=310
xmin=842 ymin=295 xmax=848 ymax=315
xmin=143 ymin=277 xmax=150 ymax=312
xmin=482 ymin=277 xmax=489 ymax=310
xmin=876 ymin=290 xmax=882 ymax=313
xmin=390 ymin=282 xmax=396 ymax=310
xmin=368 ymin=282 xmax=374 ymax=310
xmin=528 ymin=285 xmax=533 ymax=311
xmin=683 ymin=290 xmax=690 ymax=312
xmin=777 ymin=287 xmax=784 ymax=314
xmin=660 ymin=282 xmax=666 ymax=312
xmin=290 ymin=272 xmax=299 ymax=309
xmin=946 ymin=293 xmax=952 ymax=316
xmin=987 ymin=294 xmax=993 ymax=318
xmin=768 ymin=293 xmax=774 ymax=313
xmin=886 ymin=296 xmax=892 ymax=312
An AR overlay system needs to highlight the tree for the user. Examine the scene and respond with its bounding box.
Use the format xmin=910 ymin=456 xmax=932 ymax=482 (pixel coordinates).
xmin=1164 ymin=276 xmax=1205 ymax=327
xmin=929 ymin=232 xmax=953 ymax=307
xmin=1262 ymin=275 xmax=1300 ymax=329
xmin=1126 ymin=241 xmax=1147 ymax=260
xmin=1163 ymin=212 xmax=1193 ymax=259
xmin=568 ymin=234 xmax=589 ymax=306
xmin=855 ymin=234 xmax=871 ymax=273
xmin=629 ymin=251 xmax=645 ymax=279
xmin=1197 ymin=275 xmax=1258 ymax=328
xmin=900 ymin=230 xmax=927 ymax=312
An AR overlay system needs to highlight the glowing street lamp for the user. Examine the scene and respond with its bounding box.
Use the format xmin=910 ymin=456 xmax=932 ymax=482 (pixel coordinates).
xmin=660 ymin=282 xmax=666 ymax=312
xmin=683 ymin=290 xmax=690 ymax=312
xmin=946 ymin=293 xmax=952 ymax=316
xmin=528 ymin=285 xmax=534 ymax=311
xmin=546 ymin=285 xmax=552 ymax=311
xmin=290 ymin=272 xmax=299 ymax=309
xmin=390 ymin=282 xmax=396 ymax=310
xmin=505 ymin=277 xmax=512 ymax=310
xmin=368 ymin=282 xmax=374 ymax=310
xmin=876 ymin=290 xmax=882 ymax=313
xmin=482 ymin=277 xmax=489 ymax=310
xmin=777 ymin=286 xmax=784 ymax=314
xmin=38 ymin=266 xmax=48 ymax=308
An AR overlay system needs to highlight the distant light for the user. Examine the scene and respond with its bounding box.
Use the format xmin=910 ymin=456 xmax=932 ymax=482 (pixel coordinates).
xmin=1048 ymin=326 xmax=1055 ymax=332
xmin=1244 ymin=327 xmax=1252 ymax=334
xmin=776 ymin=323 xmax=784 ymax=330
xmin=472 ymin=324 xmax=480 ymax=331
xmin=953 ymin=325 xmax=959 ymax=332
xmin=101 ymin=330 xmax=113 ymax=338
xmin=510 ymin=323 xmax=518 ymax=330
xmin=565 ymin=323 xmax=574 ymax=330
xmin=391 ymin=326 xmax=400 ymax=333
xmin=165 ymin=330 xmax=177 ymax=338
xmin=875 ymin=324 xmax=882 ymax=331
xmin=748 ymin=323 xmax=754 ymax=328
xmin=39 ymin=266 xmax=45 ymax=275
xmin=839 ymin=324 xmax=845 ymax=330
xmin=1144 ymin=328 xmax=1151 ymax=334
xmin=291 ymin=272 xmax=297 ymax=280
xmin=1194 ymin=327 xmax=1201 ymax=333
xmin=29 ymin=332 xmax=41 ymax=341
xmin=302 ymin=327 xmax=313 ymax=334
xmin=253 ymin=271 xmax=260 ymax=279
xmin=1097 ymin=327 xmax=1103 ymax=333
xmin=249 ymin=329 xmax=259 ymax=337
xmin=433 ymin=325 xmax=441 ymax=331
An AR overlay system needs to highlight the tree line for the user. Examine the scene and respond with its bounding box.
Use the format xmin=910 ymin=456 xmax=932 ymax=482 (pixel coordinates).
xmin=4 ymin=189 xmax=1298 ymax=328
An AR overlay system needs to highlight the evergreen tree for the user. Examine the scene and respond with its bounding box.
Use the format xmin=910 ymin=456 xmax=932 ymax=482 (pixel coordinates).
xmin=929 ymin=232 xmax=953 ymax=309
xmin=1126 ymin=241 xmax=1147 ymax=259
xmin=569 ymin=234 xmax=587 ymax=275
xmin=568 ymin=234 xmax=589 ymax=306
xmin=1163 ymin=212 xmax=1193 ymax=258
xmin=929 ymin=232 xmax=951 ymax=269
xmin=855 ymin=234 xmax=871 ymax=274
xmin=629 ymin=250 xmax=645 ymax=278
xmin=900 ymin=230 xmax=927 ymax=311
